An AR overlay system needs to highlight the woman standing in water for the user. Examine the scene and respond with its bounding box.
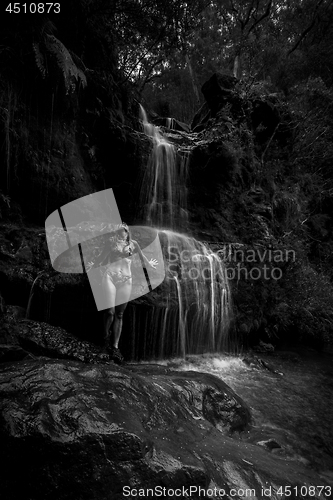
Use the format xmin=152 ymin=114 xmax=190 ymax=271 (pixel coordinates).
xmin=92 ymin=223 xmax=157 ymax=364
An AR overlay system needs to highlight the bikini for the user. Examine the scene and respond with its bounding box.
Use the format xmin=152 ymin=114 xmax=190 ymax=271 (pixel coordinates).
xmin=106 ymin=269 xmax=132 ymax=286
xmin=102 ymin=240 xmax=134 ymax=287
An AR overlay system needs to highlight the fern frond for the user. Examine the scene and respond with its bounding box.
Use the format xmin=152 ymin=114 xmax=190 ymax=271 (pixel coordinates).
xmin=44 ymin=34 xmax=87 ymax=94
xmin=39 ymin=19 xmax=57 ymax=37
xmin=33 ymin=42 xmax=47 ymax=78
xmin=69 ymin=50 xmax=88 ymax=73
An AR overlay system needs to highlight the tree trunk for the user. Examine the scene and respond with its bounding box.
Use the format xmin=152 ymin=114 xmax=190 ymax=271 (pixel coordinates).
xmin=185 ymin=53 xmax=200 ymax=104
xmin=233 ymin=54 xmax=241 ymax=79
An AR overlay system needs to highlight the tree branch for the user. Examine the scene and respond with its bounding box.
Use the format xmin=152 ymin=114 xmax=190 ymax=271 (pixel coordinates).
xmin=221 ymin=13 xmax=233 ymax=35
xmin=138 ymin=58 xmax=164 ymax=91
xmin=248 ymin=0 xmax=272 ymax=34
xmin=287 ymin=0 xmax=325 ymax=56
xmin=229 ymin=0 xmax=238 ymax=15
xmin=120 ymin=30 xmax=165 ymax=83
xmin=243 ymin=0 xmax=256 ymax=29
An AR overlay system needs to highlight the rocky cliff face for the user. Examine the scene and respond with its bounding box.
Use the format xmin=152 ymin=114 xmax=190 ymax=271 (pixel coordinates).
xmin=0 ymin=13 xmax=151 ymax=226
xmin=1 ymin=70 xmax=333 ymax=354
xmin=0 ymin=82 xmax=150 ymax=225
xmin=165 ymin=73 xmax=333 ymax=352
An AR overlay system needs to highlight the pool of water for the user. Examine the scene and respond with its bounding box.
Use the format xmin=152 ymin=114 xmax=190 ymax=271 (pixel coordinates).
xmin=145 ymin=348 xmax=333 ymax=474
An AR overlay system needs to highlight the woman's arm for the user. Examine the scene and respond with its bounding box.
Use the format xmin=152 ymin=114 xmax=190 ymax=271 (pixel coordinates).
xmin=132 ymin=240 xmax=158 ymax=268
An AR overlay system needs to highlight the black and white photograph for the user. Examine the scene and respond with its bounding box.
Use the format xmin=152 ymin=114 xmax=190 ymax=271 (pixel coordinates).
xmin=0 ymin=1 xmax=332 ymax=498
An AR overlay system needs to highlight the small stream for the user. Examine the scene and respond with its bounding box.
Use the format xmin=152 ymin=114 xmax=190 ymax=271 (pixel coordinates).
xmin=140 ymin=348 xmax=333 ymax=476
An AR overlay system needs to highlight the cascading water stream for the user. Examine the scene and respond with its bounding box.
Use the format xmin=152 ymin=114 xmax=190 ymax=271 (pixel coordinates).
xmin=26 ymin=270 xmax=57 ymax=326
xmin=127 ymin=227 xmax=232 ymax=358
xmin=139 ymin=105 xmax=188 ymax=229
xmin=164 ymin=230 xmax=231 ymax=353
xmin=174 ymin=275 xmax=186 ymax=358
xmin=136 ymin=106 xmax=233 ymax=358
xmin=26 ymin=271 xmax=46 ymax=319
xmin=166 ymin=118 xmax=174 ymax=129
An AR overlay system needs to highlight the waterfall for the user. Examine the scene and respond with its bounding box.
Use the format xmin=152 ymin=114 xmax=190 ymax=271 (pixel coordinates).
xmin=126 ymin=228 xmax=232 ymax=358
xmin=161 ymin=229 xmax=231 ymax=354
xmin=166 ymin=117 xmax=175 ymax=129
xmin=26 ymin=271 xmax=46 ymax=319
xmin=135 ymin=106 xmax=232 ymax=359
xmin=139 ymin=105 xmax=189 ymax=229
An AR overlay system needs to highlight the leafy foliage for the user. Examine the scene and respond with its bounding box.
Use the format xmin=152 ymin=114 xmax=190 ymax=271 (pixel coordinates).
xmin=40 ymin=34 xmax=87 ymax=94
xmin=140 ymin=0 xmax=333 ymax=122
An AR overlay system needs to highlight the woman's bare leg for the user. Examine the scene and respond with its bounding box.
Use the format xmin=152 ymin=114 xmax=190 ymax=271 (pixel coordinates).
xmin=103 ymin=308 xmax=115 ymax=347
xmin=112 ymin=302 xmax=128 ymax=348
xmin=112 ymin=280 xmax=132 ymax=348
xmin=102 ymin=275 xmax=116 ymax=348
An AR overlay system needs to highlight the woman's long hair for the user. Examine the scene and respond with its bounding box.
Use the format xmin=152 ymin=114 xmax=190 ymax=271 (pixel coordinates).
xmin=110 ymin=223 xmax=133 ymax=256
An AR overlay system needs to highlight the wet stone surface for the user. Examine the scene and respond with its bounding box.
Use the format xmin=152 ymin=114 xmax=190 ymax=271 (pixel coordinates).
xmin=0 ymin=358 xmax=330 ymax=499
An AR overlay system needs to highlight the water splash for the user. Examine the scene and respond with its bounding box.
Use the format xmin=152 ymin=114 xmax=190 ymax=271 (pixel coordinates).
xmin=126 ymin=227 xmax=232 ymax=359
xmin=161 ymin=229 xmax=232 ymax=354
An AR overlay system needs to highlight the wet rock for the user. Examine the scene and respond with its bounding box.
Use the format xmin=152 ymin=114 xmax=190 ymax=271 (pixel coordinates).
xmin=243 ymin=355 xmax=282 ymax=375
xmin=164 ymin=130 xmax=197 ymax=148
xmin=0 ymin=360 xmax=328 ymax=499
xmin=5 ymin=269 xmax=98 ymax=344
xmin=129 ymin=365 xmax=252 ymax=434
xmin=253 ymin=340 xmax=275 ymax=352
xmin=0 ymin=360 xmax=243 ymax=499
xmin=239 ymin=323 xmax=249 ymax=334
xmin=276 ymin=351 xmax=301 ymax=363
xmin=152 ymin=116 xmax=190 ymax=132
xmin=202 ymin=386 xmax=250 ymax=434
xmin=5 ymin=304 xmax=26 ymax=320
xmin=0 ymin=344 xmax=34 ymax=363
xmin=0 ymin=318 xmax=109 ymax=364
xmin=0 ymin=224 xmax=50 ymax=307
xmin=257 ymin=438 xmax=282 ymax=451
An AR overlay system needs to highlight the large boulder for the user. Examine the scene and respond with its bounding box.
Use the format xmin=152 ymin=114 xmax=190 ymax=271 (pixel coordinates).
xmin=0 ymin=318 xmax=109 ymax=363
xmin=201 ymin=73 xmax=239 ymax=116
xmin=0 ymin=359 xmax=329 ymax=499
